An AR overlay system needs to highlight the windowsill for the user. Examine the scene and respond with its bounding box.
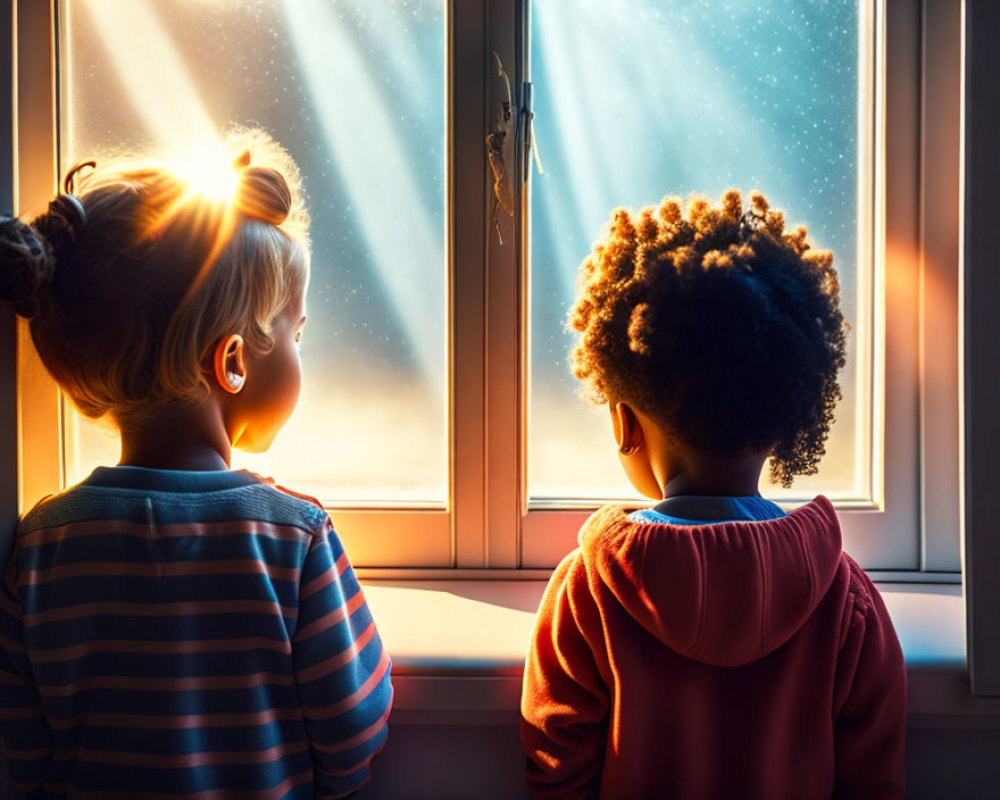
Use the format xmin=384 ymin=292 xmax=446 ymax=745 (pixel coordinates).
xmin=361 ymin=580 xmax=1000 ymax=727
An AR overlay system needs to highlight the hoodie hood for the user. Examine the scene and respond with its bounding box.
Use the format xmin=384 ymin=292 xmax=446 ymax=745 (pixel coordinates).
xmin=577 ymin=496 xmax=843 ymax=667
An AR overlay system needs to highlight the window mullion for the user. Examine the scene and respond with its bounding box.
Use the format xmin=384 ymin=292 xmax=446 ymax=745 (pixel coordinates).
xmin=451 ymin=0 xmax=490 ymax=567
xmin=14 ymin=0 xmax=62 ymax=515
xmin=918 ymin=0 xmax=962 ymax=572
xmin=483 ymin=0 xmax=522 ymax=569
xmin=1 ymin=1 xmax=16 ymax=559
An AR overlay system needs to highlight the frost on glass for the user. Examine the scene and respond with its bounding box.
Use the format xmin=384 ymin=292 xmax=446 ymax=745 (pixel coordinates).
xmin=60 ymin=0 xmax=447 ymax=505
xmin=529 ymin=0 xmax=866 ymax=503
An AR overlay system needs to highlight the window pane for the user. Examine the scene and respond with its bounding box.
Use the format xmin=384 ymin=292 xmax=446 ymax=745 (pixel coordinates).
xmin=528 ymin=0 xmax=869 ymax=503
xmin=60 ymin=0 xmax=448 ymax=505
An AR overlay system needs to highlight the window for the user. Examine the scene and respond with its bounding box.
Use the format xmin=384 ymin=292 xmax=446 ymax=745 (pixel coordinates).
xmin=13 ymin=0 xmax=960 ymax=578
xmin=528 ymin=0 xmax=871 ymax=505
xmin=62 ymin=0 xmax=450 ymax=509
xmin=518 ymin=0 xmax=959 ymax=575
xmin=19 ymin=0 xmax=454 ymax=566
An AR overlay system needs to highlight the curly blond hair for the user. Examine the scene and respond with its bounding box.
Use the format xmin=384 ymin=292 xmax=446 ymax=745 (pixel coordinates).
xmin=569 ymin=190 xmax=847 ymax=487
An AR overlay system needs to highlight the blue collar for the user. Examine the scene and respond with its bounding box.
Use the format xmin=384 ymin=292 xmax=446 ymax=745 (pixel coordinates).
xmin=82 ymin=466 xmax=261 ymax=493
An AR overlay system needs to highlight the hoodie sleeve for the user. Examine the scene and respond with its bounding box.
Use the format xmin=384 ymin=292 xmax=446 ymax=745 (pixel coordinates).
xmin=832 ymin=562 xmax=907 ymax=799
xmin=520 ymin=549 xmax=610 ymax=800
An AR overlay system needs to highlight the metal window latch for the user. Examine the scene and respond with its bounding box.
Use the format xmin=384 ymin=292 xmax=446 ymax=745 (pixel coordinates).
xmin=519 ymin=81 xmax=543 ymax=181
xmin=487 ymin=51 xmax=515 ymax=244
xmin=486 ymin=52 xmax=545 ymax=246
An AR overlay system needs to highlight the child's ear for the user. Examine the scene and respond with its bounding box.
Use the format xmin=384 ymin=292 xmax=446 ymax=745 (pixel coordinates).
xmin=611 ymin=401 xmax=645 ymax=456
xmin=213 ymin=334 xmax=247 ymax=394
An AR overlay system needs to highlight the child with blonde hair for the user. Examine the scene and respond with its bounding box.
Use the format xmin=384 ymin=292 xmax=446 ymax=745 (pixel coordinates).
xmin=521 ymin=190 xmax=906 ymax=799
xmin=0 ymin=130 xmax=390 ymax=798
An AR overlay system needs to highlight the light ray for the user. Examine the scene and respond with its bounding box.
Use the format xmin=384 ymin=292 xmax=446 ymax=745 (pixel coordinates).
xmin=280 ymin=0 xmax=446 ymax=388
xmin=529 ymin=0 xmax=860 ymax=501
xmin=533 ymin=0 xmax=776 ymax=300
xmin=76 ymin=1 xmax=256 ymax=331
xmin=78 ymin=0 xmax=219 ymax=147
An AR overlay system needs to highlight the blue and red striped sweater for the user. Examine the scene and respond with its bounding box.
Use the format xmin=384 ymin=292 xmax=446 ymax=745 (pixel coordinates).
xmin=0 ymin=466 xmax=391 ymax=799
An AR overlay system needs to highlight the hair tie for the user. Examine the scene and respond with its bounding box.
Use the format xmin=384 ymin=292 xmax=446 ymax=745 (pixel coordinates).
xmin=44 ymin=194 xmax=87 ymax=248
xmin=63 ymin=160 xmax=96 ymax=195
xmin=31 ymin=160 xmax=94 ymax=253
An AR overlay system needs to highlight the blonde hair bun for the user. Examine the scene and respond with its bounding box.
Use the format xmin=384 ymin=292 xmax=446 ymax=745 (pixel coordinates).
xmin=235 ymin=165 xmax=292 ymax=226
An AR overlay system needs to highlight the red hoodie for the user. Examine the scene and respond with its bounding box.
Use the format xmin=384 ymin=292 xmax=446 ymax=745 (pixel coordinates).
xmin=520 ymin=496 xmax=906 ymax=799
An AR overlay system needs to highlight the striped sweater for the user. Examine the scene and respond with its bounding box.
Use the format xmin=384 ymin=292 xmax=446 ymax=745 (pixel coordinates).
xmin=0 ymin=466 xmax=391 ymax=799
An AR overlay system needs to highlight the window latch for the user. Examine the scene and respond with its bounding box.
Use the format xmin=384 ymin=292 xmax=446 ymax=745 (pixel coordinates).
xmin=486 ymin=52 xmax=544 ymax=246
xmin=487 ymin=51 xmax=515 ymax=244
xmin=519 ymin=80 xmax=543 ymax=182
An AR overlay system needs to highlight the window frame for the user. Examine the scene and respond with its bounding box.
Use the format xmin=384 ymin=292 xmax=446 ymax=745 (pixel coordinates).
xmin=14 ymin=0 xmax=458 ymax=568
xmin=0 ymin=1 xmax=14 ymax=573
xmin=963 ymin=0 xmax=1000 ymax=698
xmin=519 ymin=0 xmax=878 ymax=508
xmin=505 ymin=0 xmax=962 ymax=578
xmin=9 ymin=0 xmax=962 ymax=580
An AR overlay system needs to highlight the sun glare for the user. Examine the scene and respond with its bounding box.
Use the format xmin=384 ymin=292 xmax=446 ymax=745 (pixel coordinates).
xmin=169 ymin=140 xmax=242 ymax=204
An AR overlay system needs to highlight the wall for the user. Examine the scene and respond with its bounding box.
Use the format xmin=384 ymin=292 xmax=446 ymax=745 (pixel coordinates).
xmin=0 ymin=0 xmax=16 ymax=788
xmin=356 ymin=719 xmax=1000 ymax=799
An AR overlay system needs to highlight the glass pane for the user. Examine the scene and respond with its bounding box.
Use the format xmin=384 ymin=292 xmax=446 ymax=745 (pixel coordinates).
xmin=60 ymin=0 xmax=448 ymax=505
xmin=529 ymin=0 xmax=869 ymax=504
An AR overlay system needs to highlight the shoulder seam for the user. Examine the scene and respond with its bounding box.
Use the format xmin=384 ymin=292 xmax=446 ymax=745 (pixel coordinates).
xmin=845 ymin=557 xmax=874 ymax=616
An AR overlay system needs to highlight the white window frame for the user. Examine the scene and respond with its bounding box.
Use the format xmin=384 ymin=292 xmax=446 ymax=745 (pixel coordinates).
xmin=8 ymin=0 xmax=962 ymax=582
xmin=504 ymin=0 xmax=962 ymax=579
xmin=13 ymin=0 xmax=457 ymax=568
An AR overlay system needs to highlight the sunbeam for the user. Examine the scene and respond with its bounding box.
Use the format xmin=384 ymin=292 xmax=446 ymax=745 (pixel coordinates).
xmin=279 ymin=0 xmax=446 ymax=390
xmin=528 ymin=0 xmax=865 ymax=502
xmin=77 ymin=0 xmax=218 ymax=147
xmin=532 ymin=0 xmax=777 ymax=305
xmin=62 ymin=0 xmax=450 ymax=503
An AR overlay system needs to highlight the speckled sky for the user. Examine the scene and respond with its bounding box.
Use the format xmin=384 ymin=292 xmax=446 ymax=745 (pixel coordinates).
xmin=529 ymin=0 xmax=866 ymax=500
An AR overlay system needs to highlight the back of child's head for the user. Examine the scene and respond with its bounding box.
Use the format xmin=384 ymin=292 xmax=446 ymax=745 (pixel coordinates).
xmin=570 ymin=189 xmax=847 ymax=487
xmin=0 ymin=128 xmax=309 ymax=432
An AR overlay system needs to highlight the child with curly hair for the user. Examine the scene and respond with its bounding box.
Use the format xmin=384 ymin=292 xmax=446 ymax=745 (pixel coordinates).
xmin=520 ymin=190 xmax=905 ymax=799
xmin=0 ymin=131 xmax=391 ymax=798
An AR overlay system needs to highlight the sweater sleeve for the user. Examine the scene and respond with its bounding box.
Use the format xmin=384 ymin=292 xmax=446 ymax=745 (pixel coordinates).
xmin=292 ymin=517 xmax=392 ymax=800
xmin=520 ymin=550 xmax=610 ymax=800
xmin=0 ymin=550 xmax=51 ymax=797
xmin=832 ymin=563 xmax=907 ymax=799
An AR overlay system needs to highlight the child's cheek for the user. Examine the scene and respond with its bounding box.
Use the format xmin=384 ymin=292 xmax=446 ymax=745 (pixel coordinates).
xmin=240 ymin=340 xmax=303 ymax=452
xmin=271 ymin=343 xmax=302 ymax=422
xmin=620 ymin=451 xmax=663 ymax=500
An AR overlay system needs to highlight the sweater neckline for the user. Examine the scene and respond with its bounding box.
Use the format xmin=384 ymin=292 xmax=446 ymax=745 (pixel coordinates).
xmin=82 ymin=465 xmax=261 ymax=493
